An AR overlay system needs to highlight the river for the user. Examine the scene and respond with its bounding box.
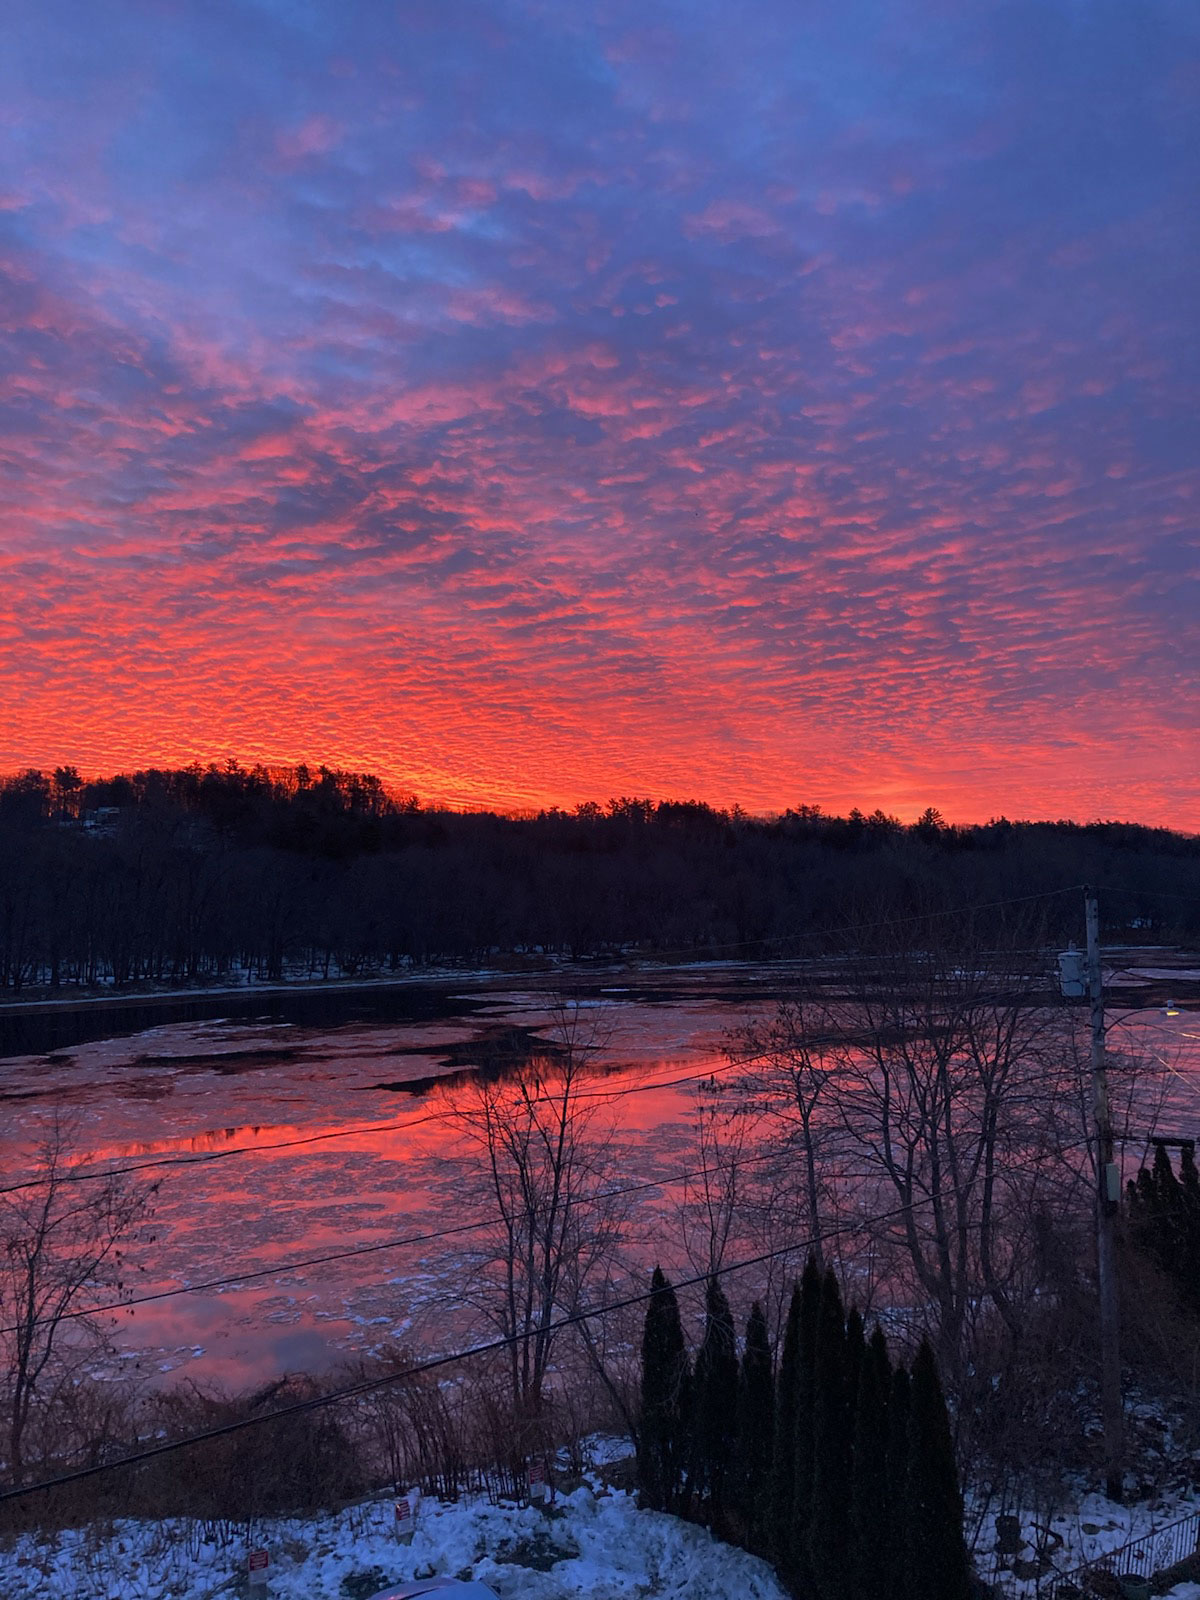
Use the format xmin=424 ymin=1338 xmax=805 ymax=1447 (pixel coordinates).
xmin=1 ymin=958 xmax=1196 ymax=1390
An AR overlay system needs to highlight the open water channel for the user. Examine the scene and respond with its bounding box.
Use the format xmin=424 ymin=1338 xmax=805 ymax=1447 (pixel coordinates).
xmin=1 ymin=959 xmax=1197 ymax=1391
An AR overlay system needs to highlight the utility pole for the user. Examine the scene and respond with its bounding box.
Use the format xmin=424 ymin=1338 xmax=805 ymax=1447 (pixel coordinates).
xmin=1085 ymin=886 xmax=1123 ymax=1499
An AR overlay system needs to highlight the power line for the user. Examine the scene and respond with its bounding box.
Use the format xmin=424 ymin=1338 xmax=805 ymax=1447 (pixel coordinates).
xmin=0 ymin=1187 xmax=965 ymax=1505
xmin=0 ymin=1139 xmax=799 ymax=1337
xmin=0 ymin=961 xmax=1096 ymax=1203
xmin=3 ymin=1025 xmax=1130 ymax=1337
xmin=7 ymin=1023 xmax=903 ymax=1200
xmin=0 ymin=1122 xmax=1151 ymax=1498
xmin=1 ymin=1129 xmax=1113 ymax=1467
xmin=3 ymin=973 xmax=1188 ymax=1337
xmin=0 ymin=1108 xmax=444 ymax=1196
xmin=1092 ymin=884 xmax=1200 ymax=908
xmin=2 ymin=890 xmax=1157 ymax=1347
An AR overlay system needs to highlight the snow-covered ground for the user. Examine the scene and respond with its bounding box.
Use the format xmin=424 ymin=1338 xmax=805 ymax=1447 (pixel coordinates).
xmin=973 ymin=1485 xmax=1200 ymax=1596
xmin=0 ymin=1483 xmax=788 ymax=1600
xmin=4 ymin=1478 xmax=1200 ymax=1599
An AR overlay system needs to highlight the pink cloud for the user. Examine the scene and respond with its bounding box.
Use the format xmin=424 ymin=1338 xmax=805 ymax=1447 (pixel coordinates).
xmin=275 ymin=115 xmax=343 ymax=162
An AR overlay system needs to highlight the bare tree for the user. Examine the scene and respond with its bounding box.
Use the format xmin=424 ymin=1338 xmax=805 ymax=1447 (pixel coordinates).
xmin=678 ymin=1082 xmax=755 ymax=1278
xmin=821 ymin=914 xmax=1079 ymax=1373
xmin=440 ymin=1002 xmax=627 ymax=1451
xmin=724 ymin=997 xmax=844 ymax=1266
xmin=0 ymin=1113 xmax=157 ymax=1486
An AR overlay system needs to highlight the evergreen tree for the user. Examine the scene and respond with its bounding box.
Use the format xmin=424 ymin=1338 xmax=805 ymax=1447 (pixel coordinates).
xmin=693 ymin=1275 xmax=739 ymax=1523
xmin=638 ymin=1266 xmax=691 ymax=1513
xmin=886 ymin=1364 xmax=911 ymax=1600
xmin=1181 ymin=1144 xmax=1200 ymax=1314
xmin=844 ymin=1305 xmax=866 ymax=1413
xmin=904 ymin=1341 xmax=970 ymax=1600
xmin=736 ymin=1301 xmax=774 ymax=1548
xmin=807 ymin=1270 xmax=852 ymax=1600
xmin=851 ymin=1327 xmax=893 ymax=1600
xmin=791 ymin=1254 xmax=824 ymax=1589
xmin=1126 ymin=1164 xmax=1159 ymax=1241
xmin=1181 ymin=1141 xmax=1200 ymax=1204
xmin=1128 ymin=1142 xmax=1200 ymax=1316
xmin=772 ymin=1256 xmax=821 ymax=1582
xmin=770 ymin=1280 xmax=804 ymax=1571
xmin=1150 ymin=1142 xmax=1184 ymax=1265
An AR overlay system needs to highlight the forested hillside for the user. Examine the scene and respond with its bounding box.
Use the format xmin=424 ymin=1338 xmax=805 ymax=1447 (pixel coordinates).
xmin=1 ymin=763 xmax=1197 ymax=991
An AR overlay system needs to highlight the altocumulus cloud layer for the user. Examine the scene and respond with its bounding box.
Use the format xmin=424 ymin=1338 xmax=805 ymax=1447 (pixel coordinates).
xmin=1 ymin=0 xmax=1197 ymax=820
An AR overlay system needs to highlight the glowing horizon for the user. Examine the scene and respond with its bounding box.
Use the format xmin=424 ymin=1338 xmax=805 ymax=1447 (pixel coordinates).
xmin=2 ymin=2 xmax=1197 ymax=829
xmin=6 ymin=750 xmax=1197 ymax=833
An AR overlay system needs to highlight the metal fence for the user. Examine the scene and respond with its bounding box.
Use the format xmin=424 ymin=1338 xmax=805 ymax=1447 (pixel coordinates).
xmin=1034 ymin=1507 xmax=1200 ymax=1598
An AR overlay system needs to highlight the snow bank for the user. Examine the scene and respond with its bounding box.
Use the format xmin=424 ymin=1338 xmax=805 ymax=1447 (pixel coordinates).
xmin=0 ymin=1485 xmax=788 ymax=1600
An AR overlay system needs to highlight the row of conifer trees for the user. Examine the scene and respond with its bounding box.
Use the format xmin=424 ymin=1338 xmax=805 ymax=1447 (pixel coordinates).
xmin=1127 ymin=1141 xmax=1200 ymax=1317
xmin=637 ymin=1257 xmax=973 ymax=1600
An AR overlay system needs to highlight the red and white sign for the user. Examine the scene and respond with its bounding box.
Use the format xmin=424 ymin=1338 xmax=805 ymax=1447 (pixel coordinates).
xmin=528 ymin=1461 xmax=545 ymax=1485
xmin=248 ymin=1549 xmax=269 ymax=1572
xmin=395 ymin=1490 xmax=419 ymax=1543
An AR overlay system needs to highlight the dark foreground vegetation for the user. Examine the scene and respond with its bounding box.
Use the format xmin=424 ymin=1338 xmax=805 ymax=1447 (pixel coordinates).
xmin=2 ymin=761 xmax=1199 ymax=990
xmin=638 ymin=1261 xmax=972 ymax=1600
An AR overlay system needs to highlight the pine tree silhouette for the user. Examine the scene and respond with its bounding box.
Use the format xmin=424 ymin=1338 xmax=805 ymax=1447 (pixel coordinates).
xmin=1128 ymin=1142 xmax=1200 ymax=1315
xmin=772 ymin=1255 xmax=821 ymax=1583
xmin=770 ymin=1280 xmax=804 ymax=1574
xmin=693 ymin=1275 xmax=739 ymax=1522
xmin=638 ymin=1266 xmax=691 ymax=1513
xmin=851 ymin=1326 xmax=893 ymax=1600
xmin=736 ymin=1301 xmax=774 ymax=1549
xmin=792 ymin=1254 xmax=823 ymax=1588
xmin=807 ymin=1270 xmax=852 ymax=1600
xmin=904 ymin=1340 xmax=970 ymax=1600
xmin=844 ymin=1304 xmax=866 ymax=1413
xmin=886 ymin=1363 xmax=912 ymax=1600
xmin=1181 ymin=1144 xmax=1200 ymax=1313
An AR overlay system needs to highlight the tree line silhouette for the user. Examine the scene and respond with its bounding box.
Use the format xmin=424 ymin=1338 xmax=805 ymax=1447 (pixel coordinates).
xmin=0 ymin=760 xmax=1197 ymax=991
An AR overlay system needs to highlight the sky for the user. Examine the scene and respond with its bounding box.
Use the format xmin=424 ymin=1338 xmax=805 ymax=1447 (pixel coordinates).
xmin=1 ymin=1 xmax=1198 ymax=823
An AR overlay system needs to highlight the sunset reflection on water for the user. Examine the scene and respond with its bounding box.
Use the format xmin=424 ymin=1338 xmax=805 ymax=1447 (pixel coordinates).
xmin=1 ymin=981 xmax=736 ymax=1386
xmin=1 ymin=970 xmax=1196 ymax=1389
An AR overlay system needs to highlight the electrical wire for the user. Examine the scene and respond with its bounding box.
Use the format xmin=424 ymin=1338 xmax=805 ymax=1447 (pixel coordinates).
xmin=2 ymin=1036 xmax=1135 ymax=1336
xmin=1092 ymin=884 xmax=1200 ymax=908
xmin=0 ymin=1112 xmax=1169 ymax=1499
xmin=0 ymin=884 xmax=1190 ymax=1361
xmin=0 ymin=1186 xmax=994 ymax=1505
xmin=3 ymin=941 xmax=1194 ymax=1328
xmin=0 ymin=1140 xmax=803 ymax=1338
